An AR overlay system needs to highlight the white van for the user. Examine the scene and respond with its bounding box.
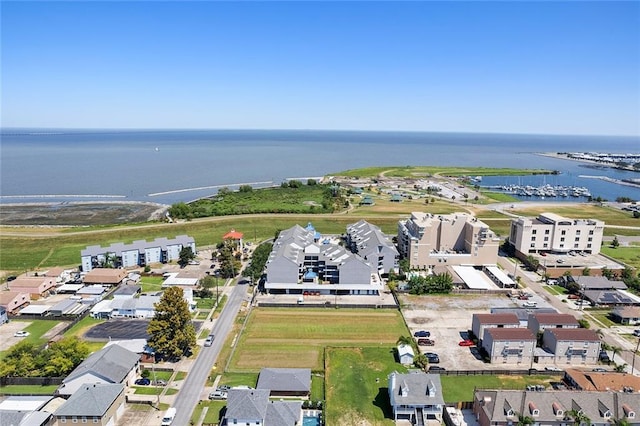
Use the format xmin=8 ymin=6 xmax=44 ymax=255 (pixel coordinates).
xmin=161 ymin=407 xmax=176 ymax=426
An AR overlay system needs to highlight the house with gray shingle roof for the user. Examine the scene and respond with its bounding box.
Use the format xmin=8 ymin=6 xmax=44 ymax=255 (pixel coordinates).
xmin=256 ymin=368 xmax=311 ymax=397
xmin=388 ymin=372 xmax=445 ymax=423
xmin=473 ymin=389 xmax=640 ymax=426
xmin=55 ymin=383 xmax=125 ymax=425
xmin=56 ymin=345 xmax=140 ymax=397
xmin=224 ymin=388 xmax=301 ymax=425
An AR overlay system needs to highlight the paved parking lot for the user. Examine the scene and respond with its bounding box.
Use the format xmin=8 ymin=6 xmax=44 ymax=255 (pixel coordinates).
xmin=400 ymin=293 xmax=554 ymax=371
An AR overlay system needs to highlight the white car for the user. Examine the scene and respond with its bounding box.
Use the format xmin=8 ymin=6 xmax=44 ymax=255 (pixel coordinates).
xmin=545 ymin=366 xmax=563 ymax=372
xmin=14 ymin=331 xmax=30 ymax=337
xmin=522 ymin=301 xmax=537 ymax=308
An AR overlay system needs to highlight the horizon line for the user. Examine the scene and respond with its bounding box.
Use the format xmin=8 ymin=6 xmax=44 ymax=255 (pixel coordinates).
xmin=1 ymin=127 xmax=638 ymax=138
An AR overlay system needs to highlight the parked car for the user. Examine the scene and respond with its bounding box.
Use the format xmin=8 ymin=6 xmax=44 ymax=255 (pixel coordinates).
xmin=6 ymin=275 xmax=17 ymax=281
xmin=458 ymin=339 xmax=474 ymax=347
xmin=417 ymin=338 xmax=435 ymax=346
xmin=413 ymin=330 xmax=430 ymax=338
xmin=209 ymin=390 xmax=228 ymax=400
xmin=592 ymin=368 xmax=607 ymax=372
xmin=428 ymin=366 xmax=446 ymax=372
xmin=599 ymin=350 xmax=611 ymax=363
xmin=633 ymin=329 xmax=640 ymax=337
xmin=13 ymin=331 xmax=30 ymax=337
xmin=153 ymin=379 xmax=167 ymax=386
xmin=425 ymin=353 xmax=440 ymax=363
xmin=545 ymin=366 xmax=562 ymax=372
xmin=204 ymin=334 xmax=215 ymax=347
xmin=135 ymin=378 xmax=151 ymax=385
xmin=522 ymin=301 xmax=537 ymax=308
xmin=556 ymin=259 xmax=565 ymax=264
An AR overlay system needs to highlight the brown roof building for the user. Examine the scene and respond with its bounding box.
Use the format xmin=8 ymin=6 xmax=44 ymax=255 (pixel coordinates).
xmin=542 ymin=328 xmax=601 ymax=365
xmin=471 ymin=313 xmax=521 ymax=343
xmin=528 ymin=313 xmax=580 ymax=334
xmin=8 ymin=277 xmax=57 ymax=299
xmin=564 ymin=368 xmax=640 ymax=392
xmin=83 ymin=269 xmax=127 ymax=286
xmin=0 ymin=291 xmax=31 ymax=314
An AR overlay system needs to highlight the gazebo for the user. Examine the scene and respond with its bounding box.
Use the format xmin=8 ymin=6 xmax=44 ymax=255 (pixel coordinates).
xmin=223 ymin=229 xmax=244 ymax=252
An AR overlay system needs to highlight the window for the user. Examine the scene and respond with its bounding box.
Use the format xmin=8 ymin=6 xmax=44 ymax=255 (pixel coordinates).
xmin=531 ymin=236 xmax=536 ymax=241
xmin=587 ymin=244 xmax=592 ymax=248
xmin=543 ymin=243 xmax=548 ymax=248
xmin=545 ymin=230 xmax=550 ymax=234
xmin=576 ymin=230 xmax=581 ymax=235
xmin=532 ymin=230 xmax=537 ymax=235
xmin=560 ymin=237 xmax=565 ymax=242
xmin=589 ymin=230 xmax=594 ymax=235
xmin=575 ymin=237 xmax=580 ymax=242
xmin=544 ymin=237 xmax=549 ymax=241
xmin=574 ymin=244 xmax=579 ymax=248
xmin=561 ymin=230 xmax=566 ymax=235
xmin=588 ymin=237 xmax=593 ymax=242
xmin=560 ymin=244 xmax=564 ymax=248
xmin=530 ymin=243 xmax=535 ymax=248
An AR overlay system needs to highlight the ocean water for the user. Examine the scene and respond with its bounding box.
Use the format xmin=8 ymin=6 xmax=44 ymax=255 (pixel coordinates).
xmin=0 ymin=129 xmax=638 ymax=205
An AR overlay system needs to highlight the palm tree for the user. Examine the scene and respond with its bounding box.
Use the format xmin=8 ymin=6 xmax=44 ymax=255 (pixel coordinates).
xmin=611 ymin=346 xmax=622 ymax=364
xmin=516 ymin=412 xmax=534 ymax=426
xmin=610 ymin=418 xmax=631 ymax=426
xmin=614 ymin=363 xmax=628 ymax=373
xmin=396 ymin=336 xmax=413 ymax=346
xmin=566 ymin=409 xmax=591 ymax=426
xmin=414 ymin=353 xmax=429 ymax=370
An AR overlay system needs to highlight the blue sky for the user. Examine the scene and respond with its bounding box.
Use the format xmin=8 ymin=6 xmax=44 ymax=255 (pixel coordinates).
xmin=2 ymin=1 xmax=639 ymax=135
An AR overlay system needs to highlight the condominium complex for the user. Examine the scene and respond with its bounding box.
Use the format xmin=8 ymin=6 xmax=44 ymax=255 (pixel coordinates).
xmin=81 ymin=235 xmax=196 ymax=272
xmin=264 ymin=222 xmax=392 ymax=295
xmin=509 ymin=213 xmax=604 ymax=257
xmin=345 ymin=219 xmax=399 ymax=274
xmin=397 ymin=212 xmax=500 ymax=269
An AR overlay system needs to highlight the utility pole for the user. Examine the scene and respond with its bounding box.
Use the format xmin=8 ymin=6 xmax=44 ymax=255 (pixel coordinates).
xmin=632 ymin=337 xmax=640 ymax=376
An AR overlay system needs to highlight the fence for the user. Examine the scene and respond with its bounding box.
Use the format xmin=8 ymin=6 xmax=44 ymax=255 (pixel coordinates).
xmin=0 ymin=376 xmax=64 ymax=387
xmin=257 ymin=302 xmax=397 ymax=309
xmin=429 ymin=368 xmax=563 ymax=377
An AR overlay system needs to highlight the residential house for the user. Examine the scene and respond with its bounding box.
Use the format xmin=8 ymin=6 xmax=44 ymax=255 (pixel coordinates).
xmin=611 ymin=306 xmax=640 ymax=325
xmin=508 ymin=213 xmax=604 ymax=257
xmin=471 ymin=313 xmax=520 ymax=343
xmin=54 ymin=383 xmax=125 ymax=426
xmin=8 ymin=277 xmax=56 ymax=299
xmin=256 ymin=368 xmax=311 ymax=398
xmin=388 ymin=372 xmax=445 ymax=424
xmin=397 ymin=212 xmax=500 ymax=269
xmin=224 ymin=389 xmax=301 ymax=426
xmin=542 ymin=328 xmax=601 ymax=365
xmin=42 ymin=267 xmax=67 ymax=283
xmin=0 ymin=291 xmax=30 ymax=314
xmin=0 ymin=396 xmax=53 ymax=426
xmin=473 ymin=389 xmax=640 ymax=426
xmin=110 ymin=295 xmax=159 ymax=319
xmin=527 ymin=313 xmax=580 ymax=334
xmin=564 ymin=368 xmax=640 ymax=392
xmin=482 ymin=328 xmax=536 ymax=365
xmin=56 ymin=345 xmax=140 ymax=397
xmin=82 ymin=269 xmax=127 ymax=287
xmin=112 ymin=284 xmax=141 ymax=299
xmin=81 ymin=235 xmax=196 ymax=272
xmin=223 ymin=229 xmax=244 ymax=252
xmin=346 ymin=219 xmax=399 ymax=274
xmin=397 ymin=344 xmax=415 ymax=366
xmin=359 ymin=195 xmax=375 ymax=206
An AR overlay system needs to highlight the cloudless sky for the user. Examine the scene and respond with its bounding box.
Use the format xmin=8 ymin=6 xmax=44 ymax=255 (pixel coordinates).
xmin=1 ymin=1 xmax=639 ymax=135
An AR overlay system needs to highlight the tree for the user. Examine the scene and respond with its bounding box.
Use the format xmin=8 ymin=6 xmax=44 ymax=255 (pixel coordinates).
xmin=516 ymin=412 xmax=534 ymax=426
xmin=238 ymin=185 xmax=253 ymax=192
xmin=611 ymin=236 xmax=620 ymax=248
xmin=582 ymin=267 xmax=591 ymax=276
xmin=41 ymin=337 xmax=89 ymax=377
xmin=614 ymin=363 xmax=627 ymax=373
xmin=178 ymin=246 xmax=195 ymax=267
xmin=566 ymin=409 xmax=591 ymax=426
xmin=396 ymin=336 xmax=413 ymax=346
xmin=147 ymin=287 xmax=196 ymax=360
xmin=611 ymin=346 xmax=622 ymax=363
xmin=414 ymin=353 xmax=429 ymax=370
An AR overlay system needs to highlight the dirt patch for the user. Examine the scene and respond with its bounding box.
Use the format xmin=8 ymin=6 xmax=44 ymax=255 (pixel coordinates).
xmin=0 ymin=202 xmax=168 ymax=226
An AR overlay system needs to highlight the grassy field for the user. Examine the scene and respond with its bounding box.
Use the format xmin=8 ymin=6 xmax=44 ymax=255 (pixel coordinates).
xmin=63 ymin=316 xmax=107 ymax=352
xmin=325 ymin=346 xmax=405 ymax=426
xmin=0 ymin=384 xmax=59 ymax=395
xmin=190 ymin=400 xmax=227 ymax=425
xmin=543 ymin=285 xmax=567 ymax=296
xmin=228 ymin=308 xmax=410 ymax=372
xmin=332 ymin=166 xmax=554 ymax=178
xmin=140 ymin=276 xmax=165 ymax=293
xmin=601 ymin=246 xmax=640 ymax=270
xmin=440 ymin=375 xmax=555 ymax=403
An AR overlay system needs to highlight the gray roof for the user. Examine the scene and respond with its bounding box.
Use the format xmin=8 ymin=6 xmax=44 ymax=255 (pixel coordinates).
xmin=491 ymin=307 xmax=558 ymax=322
xmin=388 ymin=372 xmax=445 ymax=407
xmin=55 ymin=383 xmax=124 ymax=417
xmin=81 ymin=235 xmax=194 ymax=257
xmin=63 ymin=344 xmax=139 ymax=384
xmin=0 ymin=411 xmax=27 ymax=426
xmin=256 ymin=368 xmax=311 ymax=393
xmin=113 ymin=285 xmax=141 ymax=296
xmin=76 ymin=285 xmax=106 ymax=295
xmin=225 ymin=389 xmax=301 ymax=425
xmin=225 ymin=389 xmax=270 ymax=421
xmin=475 ymin=389 xmax=640 ymax=424
xmin=571 ymin=276 xmax=627 ymax=290
xmin=346 ymin=219 xmax=399 ymax=259
xmin=50 ymin=299 xmax=79 ymax=313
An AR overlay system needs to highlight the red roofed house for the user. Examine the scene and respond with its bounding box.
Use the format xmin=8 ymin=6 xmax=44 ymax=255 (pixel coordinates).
xmin=471 ymin=313 xmax=521 ymax=344
xmin=223 ymin=229 xmax=244 ymax=252
xmin=542 ymin=328 xmax=601 ymax=365
xmin=8 ymin=276 xmax=57 ymax=299
xmin=482 ymin=328 xmax=536 ymax=365
xmin=0 ymin=291 xmax=31 ymax=314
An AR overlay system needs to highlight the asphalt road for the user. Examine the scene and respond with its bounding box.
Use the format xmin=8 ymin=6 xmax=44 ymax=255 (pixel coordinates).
xmin=170 ymin=280 xmax=249 ymax=426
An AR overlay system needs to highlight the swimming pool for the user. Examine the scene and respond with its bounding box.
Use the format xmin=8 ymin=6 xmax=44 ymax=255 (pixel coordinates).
xmin=303 ymin=415 xmax=321 ymax=426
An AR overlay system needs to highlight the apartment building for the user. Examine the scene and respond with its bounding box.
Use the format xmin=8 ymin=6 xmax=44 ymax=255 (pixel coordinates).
xmin=509 ymin=213 xmax=604 ymax=257
xmin=397 ymin=212 xmax=500 ymax=269
xmin=346 ymin=219 xmax=399 ymax=274
xmin=81 ymin=235 xmax=196 ymax=272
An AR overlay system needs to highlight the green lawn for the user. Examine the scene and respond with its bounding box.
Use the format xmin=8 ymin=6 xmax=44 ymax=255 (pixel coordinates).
xmin=0 ymin=384 xmax=58 ymax=395
xmin=140 ymin=276 xmax=165 ymax=293
xmin=440 ymin=375 xmax=555 ymax=403
xmin=543 ymin=285 xmax=567 ymax=296
xmin=215 ymin=372 xmax=259 ymax=389
xmin=190 ymin=400 xmax=227 ymax=426
xmin=133 ymin=386 xmax=178 ymax=395
xmin=228 ymin=308 xmax=410 ymax=372
xmin=332 ymin=166 xmax=554 ymax=178
xmin=325 ymin=346 xmax=407 ymax=426
xmin=13 ymin=319 xmax=61 ymax=346
xmin=479 ymin=191 xmax=519 ymax=203
xmin=585 ymin=311 xmax=616 ymax=328
xmin=601 ymin=245 xmax=640 ymax=270
xmin=195 ymin=297 xmax=217 ymax=310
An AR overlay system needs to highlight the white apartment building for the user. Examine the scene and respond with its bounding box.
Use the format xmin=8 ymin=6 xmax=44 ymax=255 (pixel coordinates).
xmin=509 ymin=213 xmax=604 ymax=257
xmin=397 ymin=212 xmax=500 ymax=269
xmin=81 ymin=235 xmax=196 ymax=272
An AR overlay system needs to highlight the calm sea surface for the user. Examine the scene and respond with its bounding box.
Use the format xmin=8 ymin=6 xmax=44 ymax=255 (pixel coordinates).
xmin=1 ymin=129 xmax=638 ymax=205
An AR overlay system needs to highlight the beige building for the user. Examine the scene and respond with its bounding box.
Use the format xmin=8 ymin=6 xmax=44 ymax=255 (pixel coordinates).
xmin=397 ymin=212 xmax=500 ymax=269
xmin=482 ymin=328 xmax=536 ymax=365
xmin=509 ymin=212 xmax=604 ymax=256
xmin=542 ymin=328 xmax=601 ymax=365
